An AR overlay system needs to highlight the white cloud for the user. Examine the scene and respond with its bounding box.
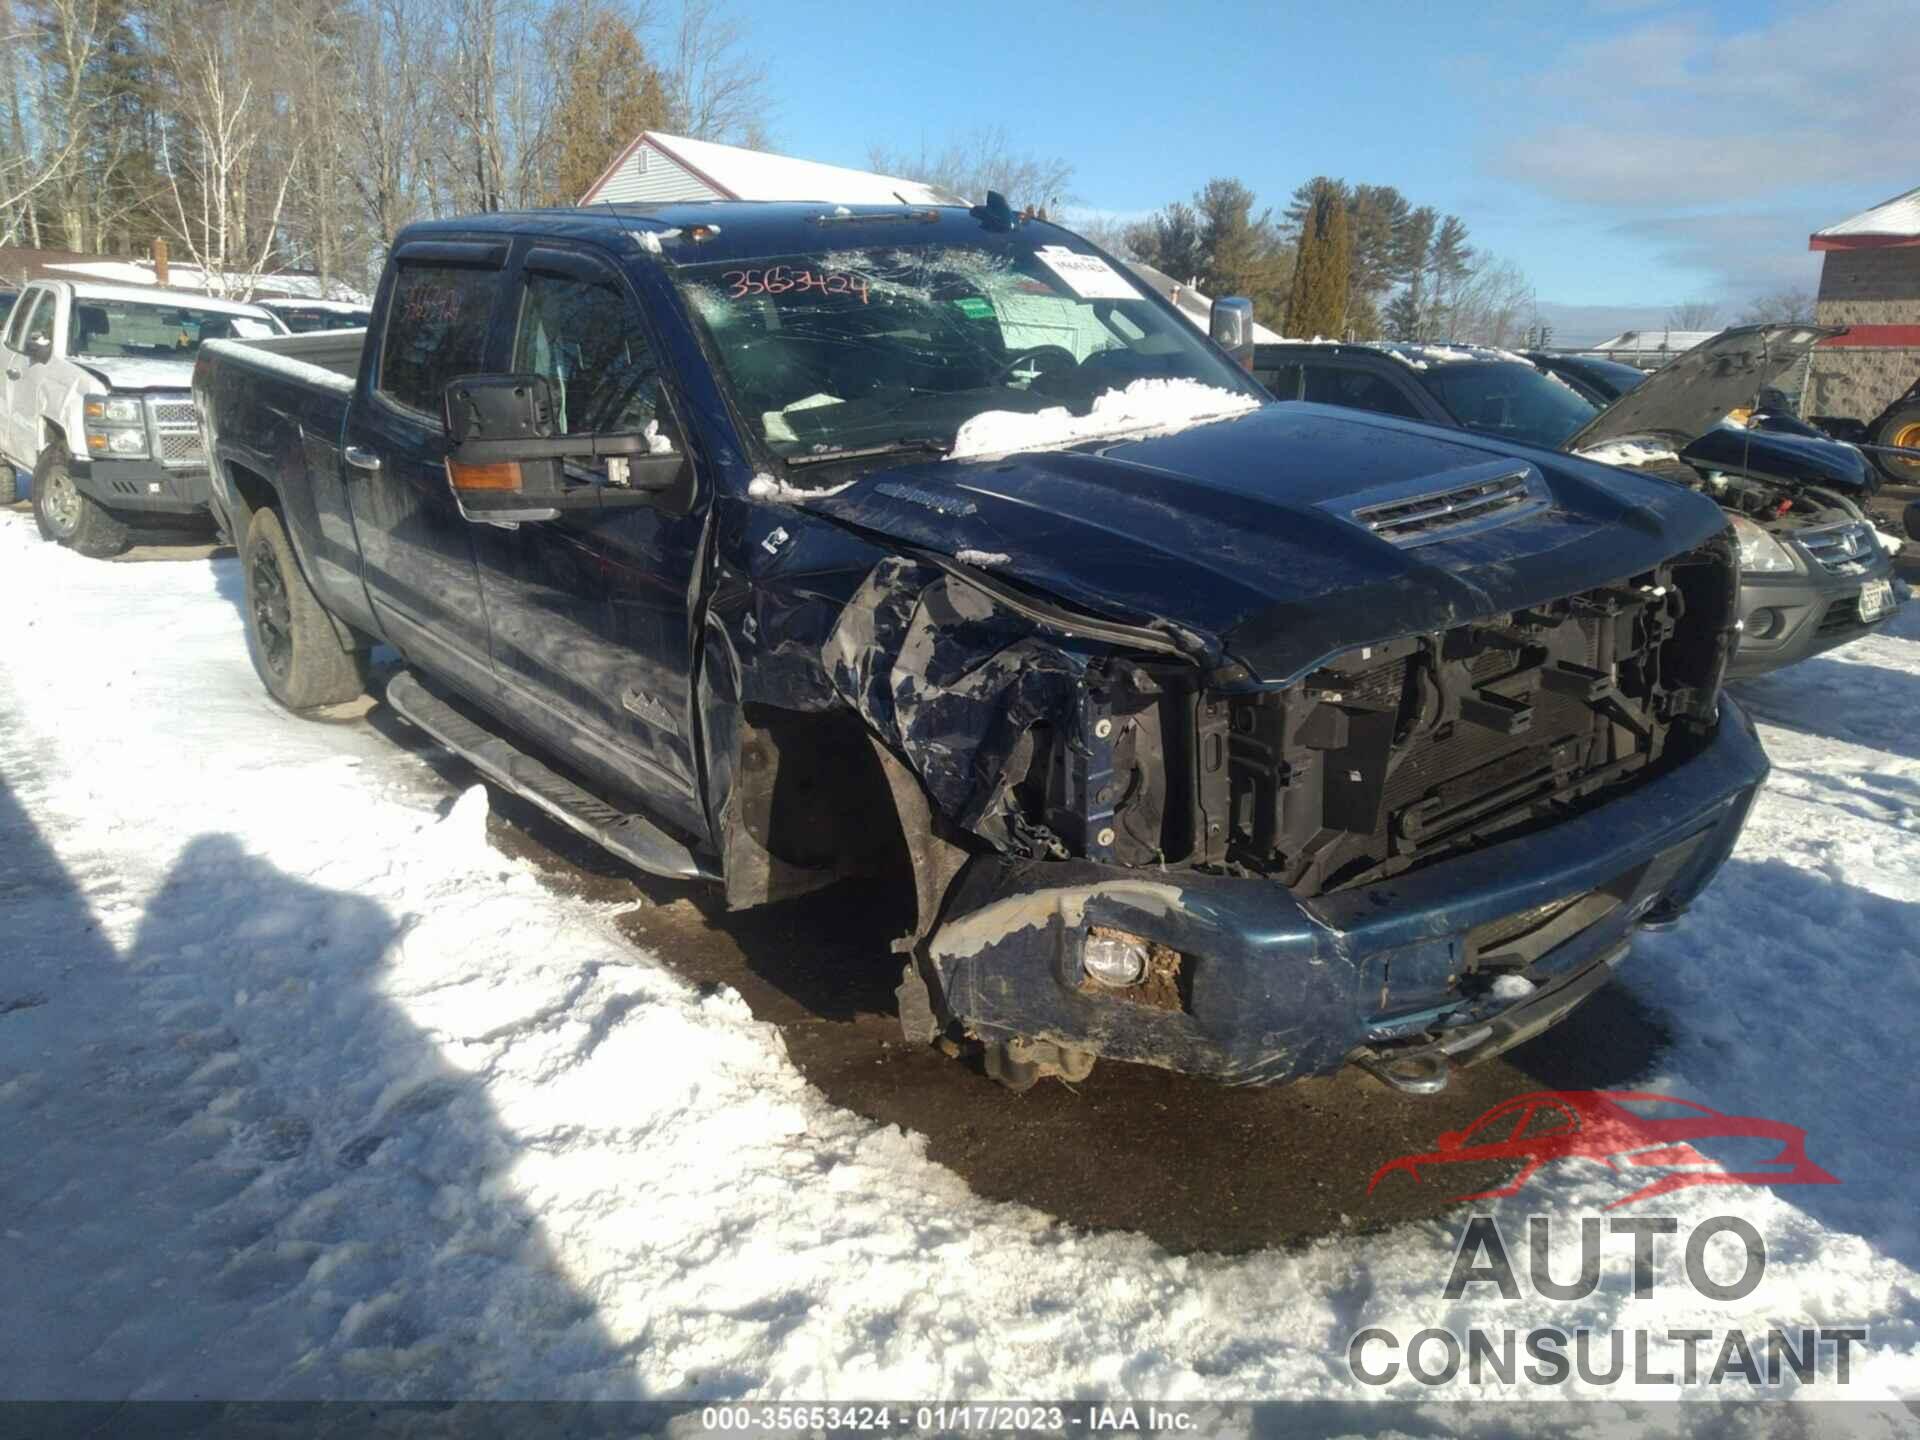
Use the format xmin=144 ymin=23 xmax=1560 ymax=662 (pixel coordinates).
xmin=1484 ymin=0 xmax=1918 ymax=297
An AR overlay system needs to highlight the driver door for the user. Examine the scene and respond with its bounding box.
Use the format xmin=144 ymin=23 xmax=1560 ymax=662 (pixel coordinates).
xmin=4 ymin=289 xmax=54 ymax=467
xmin=467 ymin=245 xmax=707 ymax=836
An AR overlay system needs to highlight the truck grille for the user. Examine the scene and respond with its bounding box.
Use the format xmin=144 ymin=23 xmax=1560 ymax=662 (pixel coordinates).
xmin=1336 ymin=462 xmax=1550 ymax=547
xmin=145 ymin=394 xmax=204 ymax=469
xmin=1795 ymin=521 xmax=1877 ymax=575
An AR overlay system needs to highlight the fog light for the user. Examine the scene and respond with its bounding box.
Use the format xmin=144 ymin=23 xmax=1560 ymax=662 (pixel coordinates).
xmin=1746 ymin=607 xmax=1779 ymax=639
xmin=1083 ymin=929 xmax=1149 ymax=988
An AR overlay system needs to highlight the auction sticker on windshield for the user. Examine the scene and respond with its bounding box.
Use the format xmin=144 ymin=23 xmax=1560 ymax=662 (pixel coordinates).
xmin=1033 ymin=245 xmax=1137 ymax=300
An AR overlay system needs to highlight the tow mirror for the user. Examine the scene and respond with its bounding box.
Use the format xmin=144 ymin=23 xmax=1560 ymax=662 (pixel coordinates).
xmin=441 ymin=373 xmax=685 ymax=526
xmin=1210 ymin=297 xmax=1255 ymax=371
xmin=24 ymin=333 xmax=50 ymax=359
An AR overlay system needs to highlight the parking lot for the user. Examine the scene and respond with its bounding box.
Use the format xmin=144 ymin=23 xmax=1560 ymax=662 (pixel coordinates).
xmin=6 ymin=500 xmax=1919 ymax=1406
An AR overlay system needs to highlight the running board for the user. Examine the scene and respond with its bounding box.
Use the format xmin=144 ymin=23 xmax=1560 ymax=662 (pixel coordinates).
xmin=384 ymin=669 xmax=717 ymax=882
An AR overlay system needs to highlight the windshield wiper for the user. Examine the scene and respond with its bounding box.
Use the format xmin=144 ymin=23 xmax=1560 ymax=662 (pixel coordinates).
xmin=785 ymin=438 xmax=951 ymax=467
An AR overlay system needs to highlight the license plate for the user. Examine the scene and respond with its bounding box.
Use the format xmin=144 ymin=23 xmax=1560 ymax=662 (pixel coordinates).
xmin=1859 ymin=578 xmax=1894 ymax=622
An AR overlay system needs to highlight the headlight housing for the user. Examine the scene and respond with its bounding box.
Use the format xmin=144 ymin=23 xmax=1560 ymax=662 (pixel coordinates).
xmin=83 ymin=392 xmax=149 ymax=459
xmin=84 ymin=395 xmax=143 ymax=425
xmin=1727 ymin=513 xmax=1797 ymax=573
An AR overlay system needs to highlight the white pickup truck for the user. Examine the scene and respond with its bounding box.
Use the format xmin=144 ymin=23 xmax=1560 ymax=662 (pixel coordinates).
xmin=1 ymin=278 xmax=281 ymax=555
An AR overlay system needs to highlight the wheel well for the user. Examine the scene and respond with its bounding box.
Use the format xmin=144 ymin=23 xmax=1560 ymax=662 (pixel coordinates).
xmin=721 ymin=704 xmax=966 ymax=940
xmin=223 ymin=460 xmax=278 ymax=540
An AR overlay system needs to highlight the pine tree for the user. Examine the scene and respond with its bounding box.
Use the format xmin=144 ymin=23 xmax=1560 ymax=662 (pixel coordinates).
xmin=1123 ymin=201 xmax=1206 ymax=286
xmin=1343 ymin=183 xmax=1409 ymax=339
xmin=547 ymin=8 xmax=670 ymax=206
xmin=1428 ymin=214 xmax=1472 ymax=340
xmin=1387 ymin=206 xmax=1437 ymax=340
xmin=1283 ymin=179 xmax=1347 ymax=339
xmin=1193 ymin=177 xmax=1289 ymax=323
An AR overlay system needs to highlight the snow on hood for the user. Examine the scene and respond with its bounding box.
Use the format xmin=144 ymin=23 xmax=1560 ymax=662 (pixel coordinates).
xmin=1574 ymin=437 xmax=1681 ymax=467
xmin=73 ymin=356 xmax=198 ymax=392
xmin=946 ymin=378 xmax=1261 ymax=462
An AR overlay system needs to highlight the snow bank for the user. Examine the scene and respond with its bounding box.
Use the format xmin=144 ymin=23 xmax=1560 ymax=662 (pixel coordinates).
xmin=2 ymin=510 xmax=1919 ymax=1410
xmin=947 ymin=378 xmax=1260 ymax=461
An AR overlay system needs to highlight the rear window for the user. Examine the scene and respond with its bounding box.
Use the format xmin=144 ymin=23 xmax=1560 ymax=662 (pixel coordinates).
xmin=379 ymin=264 xmax=498 ymax=418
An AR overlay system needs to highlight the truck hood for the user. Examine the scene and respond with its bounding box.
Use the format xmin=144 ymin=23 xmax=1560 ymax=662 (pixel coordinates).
xmin=72 ymin=356 xmax=197 ymax=392
xmin=1564 ymin=323 xmax=1841 ymax=453
xmin=803 ymin=403 xmax=1733 ymax=684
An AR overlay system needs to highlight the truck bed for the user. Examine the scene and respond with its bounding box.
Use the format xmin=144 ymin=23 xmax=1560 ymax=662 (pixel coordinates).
xmin=194 ymin=329 xmax=375 ymax=636
xmin=203 ymin=330 xmax=365 ymax=391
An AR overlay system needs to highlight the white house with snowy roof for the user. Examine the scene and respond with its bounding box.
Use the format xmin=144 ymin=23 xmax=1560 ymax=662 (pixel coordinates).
xmin=1804 ymin=183 xmax=1920 ymax=418
xmin=578 ymin=132 xmax=961 ymax=208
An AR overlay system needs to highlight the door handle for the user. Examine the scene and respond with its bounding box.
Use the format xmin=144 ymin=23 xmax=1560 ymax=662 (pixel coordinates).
xmin=343 ymin=446 xmax=382 ymax=473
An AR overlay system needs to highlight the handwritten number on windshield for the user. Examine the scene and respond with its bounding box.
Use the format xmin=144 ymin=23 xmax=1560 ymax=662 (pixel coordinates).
xmin=724 ymin=267 xmax=869 ymax=304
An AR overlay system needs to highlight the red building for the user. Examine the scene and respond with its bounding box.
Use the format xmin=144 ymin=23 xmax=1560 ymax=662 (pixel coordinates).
xmin=1806 ymin=186 xmax=1920 ymax=425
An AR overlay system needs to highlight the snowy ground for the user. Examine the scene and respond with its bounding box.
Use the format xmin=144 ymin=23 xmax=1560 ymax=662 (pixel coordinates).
xmin=3 ymin=507 xmax=1919 ymax=1423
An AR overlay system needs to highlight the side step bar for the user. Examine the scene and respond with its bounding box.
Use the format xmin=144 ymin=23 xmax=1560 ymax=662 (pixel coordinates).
xmin=385 ymin=669 xmax=718 ymax=882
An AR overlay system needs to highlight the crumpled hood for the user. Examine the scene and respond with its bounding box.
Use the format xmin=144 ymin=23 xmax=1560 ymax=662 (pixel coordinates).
xmin=803 ymin=403 xmax=1734 ymax=683
xmin=73 ymin=356 xmax=197 ymax=392
xmin=1565 ymin=323 xmax=1841 ymax=452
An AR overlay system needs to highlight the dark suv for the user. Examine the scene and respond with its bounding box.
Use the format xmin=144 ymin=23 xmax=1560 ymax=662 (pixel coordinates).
xmin=1256 ymin=336 xmax=1904 ymax=677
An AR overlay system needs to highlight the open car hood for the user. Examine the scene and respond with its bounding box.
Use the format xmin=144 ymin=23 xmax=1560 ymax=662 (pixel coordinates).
xmin=1564 ymin=324 xmax=1842 ymax=453
xmin=803 ymin=403 xmax=1733 ymax=684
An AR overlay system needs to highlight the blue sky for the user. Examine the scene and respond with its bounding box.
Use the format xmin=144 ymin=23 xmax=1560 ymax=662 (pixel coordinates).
xmin=723 ymin=0 xmax=1914 ymax=330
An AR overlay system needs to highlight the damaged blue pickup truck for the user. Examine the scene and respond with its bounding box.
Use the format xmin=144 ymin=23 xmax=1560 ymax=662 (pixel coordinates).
xmin=194 ymin=200 xmax=1767 ymax=1094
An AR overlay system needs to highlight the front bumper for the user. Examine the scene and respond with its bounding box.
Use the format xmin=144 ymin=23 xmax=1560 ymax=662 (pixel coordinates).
xmin=71 ymin=457 xmax=211 ymax=518
xmin=1726 ymin=550 xmax=1904 ymax=679
xmin=923 ymin=699 xmax=1769 ymax=1087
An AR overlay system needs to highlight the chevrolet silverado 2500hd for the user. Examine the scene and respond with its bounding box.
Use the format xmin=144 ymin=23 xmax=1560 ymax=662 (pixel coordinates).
xmin=3 ymin=278 xmax=282 ymax=552
xmin=195 ymin=201 xmax=1768 ymax=1093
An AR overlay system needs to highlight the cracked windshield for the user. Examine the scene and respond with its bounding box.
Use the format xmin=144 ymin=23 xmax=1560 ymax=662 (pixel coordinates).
xmin=678 ymin=236 xmax=1262 ymax=463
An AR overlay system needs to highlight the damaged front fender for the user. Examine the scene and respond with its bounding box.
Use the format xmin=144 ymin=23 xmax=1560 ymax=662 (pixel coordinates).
xmin=824 ymin=555 xmax=1122 ymax=851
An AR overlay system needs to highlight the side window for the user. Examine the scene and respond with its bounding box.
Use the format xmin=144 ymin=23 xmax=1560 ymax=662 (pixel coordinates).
xmin=378 ymin=263 xmax=499 ymax=419
xmin=3 ymin=290 xmax=37 ymax=350
xmin=1257 ymin=361 xmax=1303 ymax=400
xmin=513 ymin=270 xmax=668 ymax=445
xmin=17 ymin=292 xmax=54 ymax=355
xmin=1304 ymin=365 xmax=1422 ymax=419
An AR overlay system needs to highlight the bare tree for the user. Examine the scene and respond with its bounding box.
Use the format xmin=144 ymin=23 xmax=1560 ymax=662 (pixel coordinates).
xmin=1665 ymin=299 xmax=1721 ymax=330
xmin=341 ymin=0 xmax=442 ymax=263
xmin=1449 ymin=256 xmax=1537 ymax=348
xmin=867 ymin=127 xmax=1072 ymax=209
xmin=1738 ymin=288 xmax=1816 ymax=324
xmin=1 ymin=0 xmax=103 ymax=247
xmin=663 ymin=0 xmax=769 ymax=143
xmin=149 ymin=0 xmax=301 ymax=297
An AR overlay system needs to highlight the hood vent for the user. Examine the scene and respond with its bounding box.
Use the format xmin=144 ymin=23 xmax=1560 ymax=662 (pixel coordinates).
xmin=1330 ymin=461 xmax=1551 ymax=548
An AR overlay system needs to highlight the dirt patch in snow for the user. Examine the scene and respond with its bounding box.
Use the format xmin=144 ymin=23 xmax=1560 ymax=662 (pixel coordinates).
xmin=449 ymin=725 xmax=1672 ymax=1255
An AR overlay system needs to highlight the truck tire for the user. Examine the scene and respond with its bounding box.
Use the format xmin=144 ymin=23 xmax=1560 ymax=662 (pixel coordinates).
xmin=242 ymin=506 xmax=368 ymax=712
xmin=0 ymin=467 xmax=17 ymax=506
xmin=33 ymin=441 xmax=129 ymax=557
xmin=1872 ymin=405 xmax=1920 ymax=484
